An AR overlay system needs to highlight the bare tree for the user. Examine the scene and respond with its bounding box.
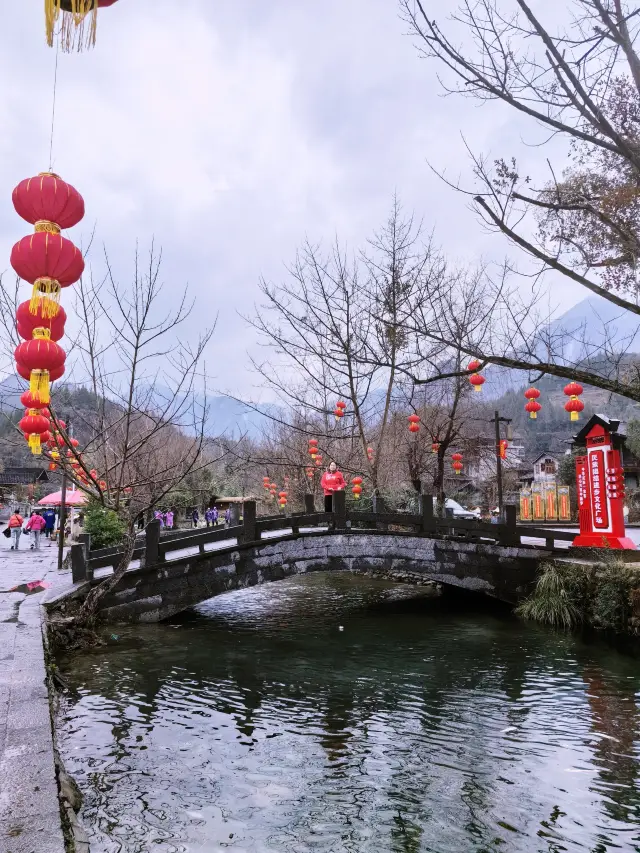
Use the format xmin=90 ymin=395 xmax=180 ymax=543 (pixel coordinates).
xmin=3 ymin=245 xmax=217 ymax=629
xmin=401 ymin=0 xmax=640 ymax=398
xmin=245 ymin=200 xmax=447 ymax=496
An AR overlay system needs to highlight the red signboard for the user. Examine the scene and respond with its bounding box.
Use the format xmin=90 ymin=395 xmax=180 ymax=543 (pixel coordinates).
xmin=589 ymin=449 xmax=608 ymax=529
xmin=573 ymin=419 xmax=635 ymax=549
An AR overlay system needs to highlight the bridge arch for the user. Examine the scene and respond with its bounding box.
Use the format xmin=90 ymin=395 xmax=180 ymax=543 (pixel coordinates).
xmin=67 ymin=532 xmax=546 ymax=624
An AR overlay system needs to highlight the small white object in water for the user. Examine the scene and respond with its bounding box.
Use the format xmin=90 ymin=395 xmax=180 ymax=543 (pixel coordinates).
xmin=339 ymin=626 xmax=344 ymax=631
xmin=501 ymin=727 xmax=517 ymax=734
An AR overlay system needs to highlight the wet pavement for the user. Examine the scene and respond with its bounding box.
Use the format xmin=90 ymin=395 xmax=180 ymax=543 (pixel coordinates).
xmin=0 ymin=528 xmax=66 ymax=853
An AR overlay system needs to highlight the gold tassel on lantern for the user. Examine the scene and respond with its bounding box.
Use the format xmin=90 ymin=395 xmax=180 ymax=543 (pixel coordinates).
xmin=28 ymin=433 xmax=42 ymax=455
xmin=31 ymin=278 xmax=61 ymax=317
xmin=29 ymin=370 xmax=51 ymax=405
xmin=45 ymin=0 xmax=99 ymax=52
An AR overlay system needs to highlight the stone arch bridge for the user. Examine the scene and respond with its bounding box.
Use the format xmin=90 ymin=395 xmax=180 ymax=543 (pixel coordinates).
xmin=52 ymin=495 xmax=575 ymax=624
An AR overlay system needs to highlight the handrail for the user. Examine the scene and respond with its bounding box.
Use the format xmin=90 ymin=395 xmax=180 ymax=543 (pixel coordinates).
xmin=81 ymin=495 xmax=577 ymax=579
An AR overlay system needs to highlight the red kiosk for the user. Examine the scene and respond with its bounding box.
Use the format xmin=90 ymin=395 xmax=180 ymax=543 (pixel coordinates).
xmin=572 ymin=415 xmax=635 ymax=550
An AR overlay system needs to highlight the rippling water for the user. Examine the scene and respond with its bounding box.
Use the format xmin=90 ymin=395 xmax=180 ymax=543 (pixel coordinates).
xmin=57 ymin=574 xmax=640 ymax=852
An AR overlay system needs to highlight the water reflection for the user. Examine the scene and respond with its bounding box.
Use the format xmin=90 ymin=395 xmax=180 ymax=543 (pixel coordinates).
xmin=57 ymin=574 xmax=640 ymax=853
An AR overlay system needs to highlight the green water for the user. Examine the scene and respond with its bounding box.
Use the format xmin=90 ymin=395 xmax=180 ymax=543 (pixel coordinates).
xmin=57 ymin=575 xmax=640 ymax=852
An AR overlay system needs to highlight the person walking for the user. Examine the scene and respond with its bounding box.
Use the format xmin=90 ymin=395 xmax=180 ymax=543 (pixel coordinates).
xmin=154 ymin=510 xmax=165 ymax=528
xmin=320 ymin=461 xmax=346 ymax=512
xmin=205 ymin=508 xmax=213 ymax=528
xmin=212 ymin=506 xmax=219 ymax=526
xmin=42 ymin=508 xmax=56 ymax=539
xmin=165 ymin=510 xmax=174 ymax=530
xmin=7 ymin=509 xmax=24 ymax=551
xmin=25 ymin=511 xmax=46 ymax=550
xmin=191 ymin=508 xmax=199 ymax=528
xmin=224 ymin=507 xmax=231 ymax=527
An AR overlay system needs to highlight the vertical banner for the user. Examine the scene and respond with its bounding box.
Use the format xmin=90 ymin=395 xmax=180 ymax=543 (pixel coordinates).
xmin=519 ymin=488 xmax=532 ymax=521
xmin=558 ymin=486 xmax=571 ymax=521
xmin=544 ymin=482 xmax=558 ymax=520
xmin=589 ymin=448 xmax=609 ymax=530
xmin=532 ymin=482 xmax=544 ymax=521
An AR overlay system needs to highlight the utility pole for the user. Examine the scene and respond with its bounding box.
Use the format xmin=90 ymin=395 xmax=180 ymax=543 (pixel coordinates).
xmin=57 ymin=419 xmax=71 ymax=572
xmin=494 ymin=410 xmax=504 ymax=522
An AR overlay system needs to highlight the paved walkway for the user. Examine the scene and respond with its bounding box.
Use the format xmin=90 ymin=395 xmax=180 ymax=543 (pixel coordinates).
xmin=0 ymin=530 xmax=66 ymax=853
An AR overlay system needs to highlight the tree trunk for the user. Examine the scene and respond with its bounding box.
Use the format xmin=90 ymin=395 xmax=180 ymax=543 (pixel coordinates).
xmin=76 ymin=527 xmax=136 ymax=625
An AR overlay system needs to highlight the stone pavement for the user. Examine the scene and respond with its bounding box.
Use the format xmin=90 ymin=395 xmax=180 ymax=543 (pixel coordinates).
xmin=0 ymin=529 xmax=66 ymax=853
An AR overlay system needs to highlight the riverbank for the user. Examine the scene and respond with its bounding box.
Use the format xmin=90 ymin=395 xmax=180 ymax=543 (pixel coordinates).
xmin=0 ymin=536 xmax=67 ymax=853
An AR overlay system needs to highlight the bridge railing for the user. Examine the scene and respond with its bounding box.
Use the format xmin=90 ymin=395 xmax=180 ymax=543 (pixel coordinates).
xmin=71 ymin=493 xmax=576 ymax=582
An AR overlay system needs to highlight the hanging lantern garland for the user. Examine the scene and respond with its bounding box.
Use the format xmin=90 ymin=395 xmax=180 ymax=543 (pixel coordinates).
xmin=11 ymin=174 xmax=85 ymax=454
xmin=278 ymin=490 xmax=288 ymax=509
xmin=431 ymin=441 xmax=440 ymax=454
xmin=467 ymin=359 xmax=486 ymax=392
xmin=524 ymin=388 xmax=542 ymax=420
xmin=563 ymin=381 xmax=584 ymax=422
xmin=367 ymin=446 xmax=374 ymax=463
xmin=408 ymin=414 xmax=420 ymax=434
xmin=45 ymin=0 xmax=121 ymax=52
xmin=451 ymin=452 xmax=464 ymax=475
xmin=308 ymin=439 xmax=318 ymax=460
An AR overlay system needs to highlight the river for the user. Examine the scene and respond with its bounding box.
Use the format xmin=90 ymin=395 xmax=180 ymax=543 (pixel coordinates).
xmin=57 ymin=574 xmax=640 ymax=852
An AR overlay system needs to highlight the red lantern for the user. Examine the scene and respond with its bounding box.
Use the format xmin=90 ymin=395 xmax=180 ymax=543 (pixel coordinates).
xmin=20 ymin=390 xmax=45 ymax=409
xmin=565 ymin=396 xmax=585 ymax=422
xmin=367 ymin=446 xmax=374 ymax=462
xmin=11 ymin=232 xmax=84 ymax=317
xmin=89 ymin=469 xmax=98 ymax=479
xmin=336 ymin=400 xmax=346 ymax=410
xmin=524 ymin=388 xmax=541 ymax=420
xmin=15 ymin=332 xmax=66 ymax=404
xmin=467 ymin=359 xmax=481 ymax=371
xmin=408 ymin=414 xmax=420 ymax=434
xmin=306 ymin=466 xmax=314 ymax=479
xmin=98 ymin=480 xmax=107 ymax=490
xmin=431 ymin=442 xmax=440 ymax=454
xmin=469 ymin=373 xmax=485 ymax=392
xmin=334 ymin=407 xmax=344 ymax=420
xmin=70 ymin=437 xmax=79 ymax=448
xmin=564 ymin=382 xmax=584 ymax=422
xmin=19 ymin=410 xmax=50 ymax=455
xmin=12 ymin=173 xmax=84 ymax=232
xmin=16 ymin=299 xmax=66 ymax=342
xmin=499 ymin=440 xmax=508 ymax=460
xmin=451 ymin=452 xmax=463 ymax=475
xmin=351 ymin=476 xmax=363 ymax=500
xmin=279 ymin=491 xmax=288 ymax=499
xmin=49 ymin=462 xmax=57 ymax=472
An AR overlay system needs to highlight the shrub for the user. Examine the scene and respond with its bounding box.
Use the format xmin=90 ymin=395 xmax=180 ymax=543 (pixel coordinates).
xmin=516 ymin=564 xmax=581 ymax=629
xmin=83 ymin=503 xmax=126 ymax=549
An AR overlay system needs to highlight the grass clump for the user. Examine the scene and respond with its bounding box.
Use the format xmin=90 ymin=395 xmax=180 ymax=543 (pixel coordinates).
xmin=517 ymin=558 xmax=640 ymax=636
xmin=516 ymin=563 xmax=581 ymax=630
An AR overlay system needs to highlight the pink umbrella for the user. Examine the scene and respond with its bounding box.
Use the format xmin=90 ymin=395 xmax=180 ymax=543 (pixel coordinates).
xmin=38 ymin=489 xmax=87 ymax=507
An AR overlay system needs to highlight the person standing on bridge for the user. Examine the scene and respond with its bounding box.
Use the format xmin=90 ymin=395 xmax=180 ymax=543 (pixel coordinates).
xmin=321 ymin=461 xmax=346 ymax=512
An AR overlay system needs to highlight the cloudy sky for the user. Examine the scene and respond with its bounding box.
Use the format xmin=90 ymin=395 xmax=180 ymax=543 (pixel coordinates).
xmin=0 ymin=0 xmax=584 ymax=398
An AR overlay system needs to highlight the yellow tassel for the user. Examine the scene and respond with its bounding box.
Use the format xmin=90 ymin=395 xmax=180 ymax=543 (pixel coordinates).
xmin=28 ymin=433 xmax=42 ymax=455
xmin=529 ymin=412 xmax=537 ymax=420
xmin=570 ymin=411 xmax=579 ymax=422
xmin=474 ymin=385 xmax=481 ymax=392
xmin=31 ymin=279 xmax=61 ymax=317
xmin=29 ymin=371 xmax=51 ymax=405
xmin=56 ymin=0 xmax=99 ymax=52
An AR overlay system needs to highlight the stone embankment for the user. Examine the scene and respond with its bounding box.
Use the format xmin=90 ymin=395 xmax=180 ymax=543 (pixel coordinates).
xmin=0 ymin=538 xmax=70 ymax=853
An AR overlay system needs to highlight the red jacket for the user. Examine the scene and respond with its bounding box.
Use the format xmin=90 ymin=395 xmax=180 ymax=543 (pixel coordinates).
xmin=321 ymin=470 xmax=346 ymax=496
xmin=26 ymin=514 xmax=46 ymax=531
xmin=8 ymin=513 xmax=23 ymax=528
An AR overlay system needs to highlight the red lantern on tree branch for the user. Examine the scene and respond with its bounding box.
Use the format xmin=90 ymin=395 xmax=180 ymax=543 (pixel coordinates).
xmin=13 ymin=173 xmax=84 ymax=232
xmin=451 ymin=452 xmax=463 ymax=475
xmin=19 ymin=409 xmax=50 ymax=455
xmin=524 ymin=388 xmax=541 ymax=420
xmin=408 ymin=414 xmax=420 ymax=433
xmin=16 ymin=299 xmax=66 ymax=342
xmin=351 ymin=476 xmax=363 ymax=500
xmin=563 ymin=381 xmax=584 ymax=422
xmin=467 ymin=359 xmax=485 ymax=392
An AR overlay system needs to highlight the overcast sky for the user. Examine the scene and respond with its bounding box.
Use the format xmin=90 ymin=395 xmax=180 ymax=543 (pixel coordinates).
xmin=0 ymin=0 xmax=585 ymax=398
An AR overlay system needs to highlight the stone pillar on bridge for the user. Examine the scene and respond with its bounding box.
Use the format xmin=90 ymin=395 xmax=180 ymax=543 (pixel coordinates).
xmin=241 ymin=500 xmax=257 ymax=543
xmin=304 ymin=493 xmax=315 ymax=514
xmin=420 ymin=493 xmax=434 ymax=533
xmin=333 ymin=489 xmax=347 ymax=530
xmin=143 ymin=519 xmax=161 ymax=567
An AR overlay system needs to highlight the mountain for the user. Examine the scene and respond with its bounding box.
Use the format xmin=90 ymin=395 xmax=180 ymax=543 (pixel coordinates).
xmin=546 ymin=295 xmax=640 ymax=362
